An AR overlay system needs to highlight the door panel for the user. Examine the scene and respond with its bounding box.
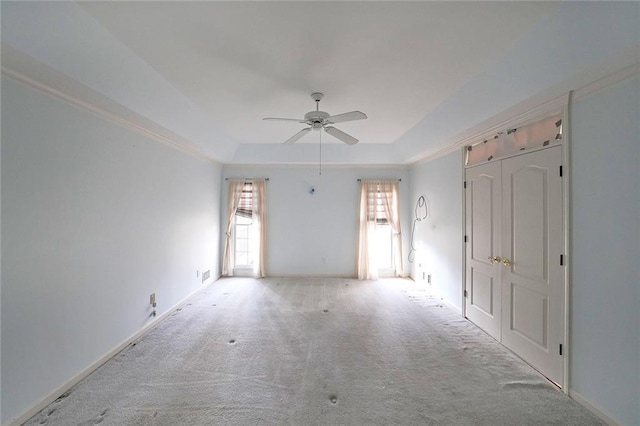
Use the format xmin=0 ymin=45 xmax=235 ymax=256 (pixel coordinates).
xmin=501 ymin=146 xmax=563 ymax=385
xmin=470 ymin=269 xmax=494 ymax=315
xmin=510 ymin=283 xmax=548 ymax=347
xmin=465 ymin=162 xmax=501 ymax=340
xmin=511 ymin=166 xmax=548 ymax=282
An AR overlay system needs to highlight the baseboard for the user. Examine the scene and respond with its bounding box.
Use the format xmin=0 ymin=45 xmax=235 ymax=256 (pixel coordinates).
xmin=569 ymin=390 xmax=621 ymax=426
xmin=6 ymin=278 xmax=218 ymax=426
xmin=268 ymin=273 xmax=356 ymax=278
xmin=266 ymin=274 xmax=412 ymax=280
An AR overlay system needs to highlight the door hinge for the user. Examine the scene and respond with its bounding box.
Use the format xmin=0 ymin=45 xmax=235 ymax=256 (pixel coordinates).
xmin=464 ymin=235 xmax=468 ymax=243
xmin=464 ymin=289 xmax=468 ymax=298
xmin=559 ymin=165 xmax=563 ymax=177
xmin=559 ymin=344 xmax=563 ymax=356
xmin=463 ymin=181 xmax=467 ymax=189
xmin=560 ymin=254 xmax=564 ymax=266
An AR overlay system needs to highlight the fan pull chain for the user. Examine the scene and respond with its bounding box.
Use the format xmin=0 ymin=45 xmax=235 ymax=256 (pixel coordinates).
xmin=319 ymin=129 xmax=322 ymax=175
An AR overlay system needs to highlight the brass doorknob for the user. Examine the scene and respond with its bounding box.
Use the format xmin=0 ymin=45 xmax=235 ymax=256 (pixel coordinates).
xmin=502 ymin=258 xmax=511 ymax=266
xmin=492 ymin=256 xmax=501 ymax=264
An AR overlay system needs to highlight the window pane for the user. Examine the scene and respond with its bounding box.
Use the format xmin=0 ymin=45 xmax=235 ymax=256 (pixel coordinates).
xmin=235 ymin=252 xmax=248 ymax=266
xmin=237 ymin=238 xmax=249 ymax=254
xmin=372 ymin=225 xmax=393 ymax=268
xmin=236 ymin=215 xmax=252 ymax=225
xmin=235 ymin=224 xmax=248 ymax=239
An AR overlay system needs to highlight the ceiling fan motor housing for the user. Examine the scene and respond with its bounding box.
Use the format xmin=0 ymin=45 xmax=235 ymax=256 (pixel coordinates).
xmin=304 ymin=110 xmax=330 ymax=129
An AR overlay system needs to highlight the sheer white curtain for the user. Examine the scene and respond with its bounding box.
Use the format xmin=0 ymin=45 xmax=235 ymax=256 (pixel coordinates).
xmin=357 ymin=182 xmax=374 ymax=279
xmin=251 ymin=179 xmax=267 ymax=278
xmin=357 ymin=180 xmax=403 ymax=280
xmin=379 ymin=181 xmax=403 ymax=277
xmin=222 ymin=179 xmax=245 ymax=276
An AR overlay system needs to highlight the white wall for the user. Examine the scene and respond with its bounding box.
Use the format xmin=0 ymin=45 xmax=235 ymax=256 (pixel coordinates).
xmin=1 ymin=77 xmax=222 ymax=424
xmin=0 ymin=45 xmax=3 ymax=425
xmin=221 ymin=165 xmax=410 ymax=277
xmin=408 ymin=151 xmax=463 ymax=310
xmin=570 ymin=75 xmax=640 ymax=425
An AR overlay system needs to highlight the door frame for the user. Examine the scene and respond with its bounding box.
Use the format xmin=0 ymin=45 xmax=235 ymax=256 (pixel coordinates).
xmin=460 ymin=93 xmax=572 ymax=393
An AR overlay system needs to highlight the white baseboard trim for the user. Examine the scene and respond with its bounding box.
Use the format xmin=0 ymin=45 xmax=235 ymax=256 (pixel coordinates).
xmin=6 ymin=278 xmax=219 ymax=426
xmin=569 ymin=390 xmax=621 ymax=426
xmin=267 ymin=274 xmax=357 ymax=278
xmin=264 ymin=274 xmax=412 ymax=280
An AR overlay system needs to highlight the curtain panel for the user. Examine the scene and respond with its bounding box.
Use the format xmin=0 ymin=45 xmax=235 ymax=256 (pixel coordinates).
xmin=251 ymin=179 xmax=267 ymax=278
xmin=222 ymin=179 xmax=245 ymax=276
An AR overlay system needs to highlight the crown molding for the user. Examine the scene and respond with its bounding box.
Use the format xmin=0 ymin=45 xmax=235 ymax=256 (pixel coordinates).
xmin=1 ymin=65 xmax=220 ymax=165
xmin=408 ymin=62 xmax=640 ymax=167
xmin=222 ymin=163 xmax=410 ymax=170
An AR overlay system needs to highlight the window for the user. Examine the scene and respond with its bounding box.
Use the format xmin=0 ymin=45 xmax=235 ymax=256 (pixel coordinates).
xmin=357 ymin=180 xmax=403 ymax=280
xmin=222 ymin=179 xmax=266 ymax=277
xmin=234 ymin=182 xmax=254 ymax=268
xmin=372 ymin=224 xmax=394 ymax=272
xmin=369 ymin=188 xmax=395 ymax=273
xmin=234 ymin=214 xmax=253 ymax=267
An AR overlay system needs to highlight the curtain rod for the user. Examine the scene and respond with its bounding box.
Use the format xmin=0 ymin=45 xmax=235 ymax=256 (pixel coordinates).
xmin=225 ymin=177 xmax=269 ymax=181
xmin=357 ymin=179 xmax=401 ymax=182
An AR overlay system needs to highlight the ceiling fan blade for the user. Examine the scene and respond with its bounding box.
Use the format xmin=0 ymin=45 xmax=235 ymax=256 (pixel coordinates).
xmin=264 ymin=117 xmax=306 ymax=123
xmin=324 ymin=126 xmax=359 ymax=145
xmin=326 ymin=111 xmax=367 ymax=124
xmin=283 ymin=127 xmax=312 ymax=145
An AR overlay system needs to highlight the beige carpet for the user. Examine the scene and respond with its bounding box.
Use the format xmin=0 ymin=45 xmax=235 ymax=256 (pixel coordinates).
xmin=26 ymin=277 xmax=603 ymax=425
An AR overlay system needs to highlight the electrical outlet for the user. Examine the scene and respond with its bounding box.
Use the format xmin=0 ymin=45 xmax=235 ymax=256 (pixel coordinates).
xmin=422 ymin=272 xmax=425 ymax=280
xmin=427 ymin=274 xmax=432 ymax=284
xmin=150 ymin=293 xmax=156 ymax=307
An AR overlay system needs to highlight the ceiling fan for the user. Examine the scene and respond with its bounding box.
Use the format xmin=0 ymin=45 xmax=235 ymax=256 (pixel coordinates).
xmin=263 ymin=92 xmax=367 ymax=145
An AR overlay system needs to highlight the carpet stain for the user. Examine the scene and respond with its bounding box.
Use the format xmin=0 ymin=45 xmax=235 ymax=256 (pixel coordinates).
xmin=54 ymin=391 xmax=71 ymax=402
xmin=323 ymin=310 xmax=329 ymax=313
xmin=229 ymin=339 xmax=236 ymax=345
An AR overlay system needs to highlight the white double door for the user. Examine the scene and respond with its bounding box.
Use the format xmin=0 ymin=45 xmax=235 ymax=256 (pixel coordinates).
xmin=465 ymin=146 xmax=564 ymax=386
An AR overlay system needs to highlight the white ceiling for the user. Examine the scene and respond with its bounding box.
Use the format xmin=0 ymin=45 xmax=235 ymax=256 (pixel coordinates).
xmin=78 ymin=1 xmax=557 ymax=146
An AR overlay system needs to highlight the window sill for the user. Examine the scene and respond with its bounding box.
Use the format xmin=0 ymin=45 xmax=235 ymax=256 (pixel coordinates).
xmin=233 ymin=267 xmax=255 ymax=277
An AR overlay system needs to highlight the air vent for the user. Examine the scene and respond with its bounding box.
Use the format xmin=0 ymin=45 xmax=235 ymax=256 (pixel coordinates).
xmin=202 ymin=270 xmax=211 ymax=283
